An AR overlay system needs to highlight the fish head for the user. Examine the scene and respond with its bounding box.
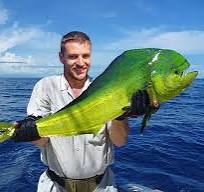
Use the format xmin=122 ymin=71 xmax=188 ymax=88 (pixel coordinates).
xmin=149 ymin=49 xmax=198 ymax=102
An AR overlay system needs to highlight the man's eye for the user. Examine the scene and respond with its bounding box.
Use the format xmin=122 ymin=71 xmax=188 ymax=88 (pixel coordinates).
xmin=68 ymin=55 xmax=78 ymax=59
xmin=83 ymin=54 xmax=90 ymax=59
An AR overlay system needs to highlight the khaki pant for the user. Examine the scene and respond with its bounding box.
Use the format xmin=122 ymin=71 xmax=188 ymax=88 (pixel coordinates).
xmin=64 ymin=177 xmax=99 ymax=192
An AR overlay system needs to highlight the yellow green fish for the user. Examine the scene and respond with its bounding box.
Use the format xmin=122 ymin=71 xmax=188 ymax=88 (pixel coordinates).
xmin=0 ymin=48 xmax=198 ymax=142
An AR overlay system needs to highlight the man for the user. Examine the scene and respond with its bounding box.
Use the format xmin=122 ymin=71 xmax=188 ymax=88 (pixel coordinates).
xmin=12 ymin=31 xmax=150 ymax=192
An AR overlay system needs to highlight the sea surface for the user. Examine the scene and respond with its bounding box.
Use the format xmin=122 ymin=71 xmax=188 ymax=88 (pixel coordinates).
xmin=0 ymin=78 xmax=203 ymax=192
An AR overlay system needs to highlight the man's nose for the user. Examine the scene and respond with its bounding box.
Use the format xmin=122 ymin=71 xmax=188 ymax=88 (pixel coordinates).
xmin=77 ymin=56 xmax=84 ymax=66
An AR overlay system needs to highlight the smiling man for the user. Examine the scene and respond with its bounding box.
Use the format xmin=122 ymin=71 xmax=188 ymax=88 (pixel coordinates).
xmin=11 ymin=31 xmax=150 ymax=192
xmin=25 ymin=31 xmax=129 ymax=192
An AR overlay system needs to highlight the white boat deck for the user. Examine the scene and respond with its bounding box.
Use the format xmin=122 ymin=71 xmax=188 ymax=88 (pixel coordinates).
xmin=119 ymin=184 xmax=164 ymax=192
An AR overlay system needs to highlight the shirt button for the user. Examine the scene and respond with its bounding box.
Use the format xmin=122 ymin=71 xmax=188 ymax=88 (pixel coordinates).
xmin=76 ymin=147 xmax=80 ymax=151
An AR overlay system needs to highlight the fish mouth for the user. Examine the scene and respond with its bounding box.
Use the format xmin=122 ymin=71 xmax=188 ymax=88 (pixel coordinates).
xmin=178 ymin=70 xmax=198 ymax=90
xmin=173 ymin=60 xmax=198 ymax=87
xmin=174 ymin=59 xmax=194 ymax=77
xmin=152 ymin=60 xmax=198 ymax=102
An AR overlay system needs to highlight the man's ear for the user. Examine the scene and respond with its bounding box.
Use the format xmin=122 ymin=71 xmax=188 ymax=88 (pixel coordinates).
xmin=59 ymin=52 xmax=64 ymax=64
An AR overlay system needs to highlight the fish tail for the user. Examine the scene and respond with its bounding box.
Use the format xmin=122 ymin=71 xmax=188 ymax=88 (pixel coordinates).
xmin=0 ymin=122 xmax=15 ymax=142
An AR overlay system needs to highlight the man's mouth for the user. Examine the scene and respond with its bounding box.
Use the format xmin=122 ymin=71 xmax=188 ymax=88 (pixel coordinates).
xmin=74 ymin=67 xmax=87 ymax=75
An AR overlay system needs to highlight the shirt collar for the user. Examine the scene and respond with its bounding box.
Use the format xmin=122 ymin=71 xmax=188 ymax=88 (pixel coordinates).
xmin=60 ymin=74 xmax=92 ymax=91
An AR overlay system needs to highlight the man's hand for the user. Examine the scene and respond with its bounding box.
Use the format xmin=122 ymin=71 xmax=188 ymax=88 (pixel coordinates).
xmin=11 ymin=116 xmax=41 ymax=142
xmin=116 ymin=90 xmax=155 ymax=120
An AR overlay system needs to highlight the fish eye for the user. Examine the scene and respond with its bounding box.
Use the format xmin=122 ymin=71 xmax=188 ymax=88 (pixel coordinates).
xmin=174 ymin=70 xmax=179 ymax=75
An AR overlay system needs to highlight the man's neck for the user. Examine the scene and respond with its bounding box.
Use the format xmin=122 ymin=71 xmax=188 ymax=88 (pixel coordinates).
xmin=64 ymin=74 xmax=87 ymax=89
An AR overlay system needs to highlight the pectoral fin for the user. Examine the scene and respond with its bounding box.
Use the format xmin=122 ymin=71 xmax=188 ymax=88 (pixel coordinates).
xmin=140 ymin=102 xmax=160 ymax=133
xmin=140 ymin=107 xmax=153 ymax=133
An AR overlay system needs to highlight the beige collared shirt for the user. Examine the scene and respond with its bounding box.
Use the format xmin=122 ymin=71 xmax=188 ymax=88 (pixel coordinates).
xmin=27 ymin=75 xmax=113 ymax=179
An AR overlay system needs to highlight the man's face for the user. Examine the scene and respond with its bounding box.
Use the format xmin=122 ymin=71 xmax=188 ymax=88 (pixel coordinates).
xmin=60 ymin=41 xmax=91 ymax=81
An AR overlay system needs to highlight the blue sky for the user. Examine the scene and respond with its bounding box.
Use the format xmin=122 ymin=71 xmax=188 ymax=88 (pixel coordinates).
xmin=0 ymin=0 xmax=204 ymax=78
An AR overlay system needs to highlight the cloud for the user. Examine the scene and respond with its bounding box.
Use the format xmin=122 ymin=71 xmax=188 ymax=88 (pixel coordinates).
xmin=0 ymin=24 xmax=40 ymax=53
xmin=0 ymin=1 xmax=64 ymax=77
xmin=148 ymin=31 xmax=204 ymax=54
xmin=94 ymin=28 xmax=204 ymax=78
xmin=0 ymin=52 xmax=34 ymax=63
xmin=102 ymin=28 xmax=204 ymax=55
xmin=0 ymin=22 xmax=62 ymax=76
xmin=0 ymin=5 xmax=8 ymax=24
xmin=0 ymin=51 xmax=62 ymax=76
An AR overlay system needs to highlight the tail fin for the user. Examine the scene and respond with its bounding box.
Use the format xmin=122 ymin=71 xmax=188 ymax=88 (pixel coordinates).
xmin=0 ymin=122 xmax=14 ymax=142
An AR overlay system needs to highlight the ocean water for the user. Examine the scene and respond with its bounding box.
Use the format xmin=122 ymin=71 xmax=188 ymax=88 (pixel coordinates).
xmin=0 ymin=78 xmax=203 ymax=192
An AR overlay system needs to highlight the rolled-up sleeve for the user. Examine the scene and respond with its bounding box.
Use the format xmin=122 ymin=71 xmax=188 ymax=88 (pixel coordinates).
xmin=27 ymin=79 xmax=51 ymax=117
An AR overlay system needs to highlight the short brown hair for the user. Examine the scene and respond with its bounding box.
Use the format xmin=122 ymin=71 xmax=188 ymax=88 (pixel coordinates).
xmin=60 ymin=31 xmax=91 ymax=53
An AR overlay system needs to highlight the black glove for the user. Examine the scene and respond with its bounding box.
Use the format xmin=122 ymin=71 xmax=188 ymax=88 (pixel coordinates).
xmin=116 ymin=90 xmax=150 ymax=121
xmin=11 ymin=116 xmax=41 ymax=142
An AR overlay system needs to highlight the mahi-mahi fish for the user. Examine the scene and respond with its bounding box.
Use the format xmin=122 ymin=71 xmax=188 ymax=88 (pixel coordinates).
xmin=0 ymin=48 xmax=198 ymax=142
